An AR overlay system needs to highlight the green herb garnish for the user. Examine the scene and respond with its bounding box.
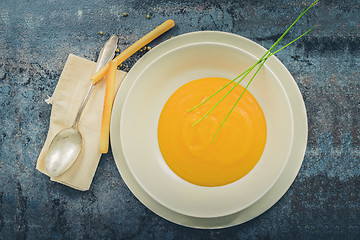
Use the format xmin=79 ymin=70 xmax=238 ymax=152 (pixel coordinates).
xmin=188 ymin=0 xmax=318 ymax=142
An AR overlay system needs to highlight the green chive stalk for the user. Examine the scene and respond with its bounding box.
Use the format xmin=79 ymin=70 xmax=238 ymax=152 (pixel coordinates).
xmin=188 ymin=0 xmax=318 ymax=141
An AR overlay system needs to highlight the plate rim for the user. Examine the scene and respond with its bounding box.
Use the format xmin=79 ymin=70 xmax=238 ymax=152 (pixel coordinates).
xmin=110 ymin=30 xmax=308 ymax=229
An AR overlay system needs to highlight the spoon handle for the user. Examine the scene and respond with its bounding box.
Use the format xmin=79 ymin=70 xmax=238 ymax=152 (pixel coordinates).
xmin=73 ymin=35 xmax=119 ymax=127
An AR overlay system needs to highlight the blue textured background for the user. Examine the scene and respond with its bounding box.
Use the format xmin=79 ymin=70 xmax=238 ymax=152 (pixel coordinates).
xmin=0 ymin=0 xmax=359 ymax=239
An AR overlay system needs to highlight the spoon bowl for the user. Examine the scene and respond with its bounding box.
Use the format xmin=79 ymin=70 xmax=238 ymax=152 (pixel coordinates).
xmin=45 ymin=126 xmax=82 ymax=177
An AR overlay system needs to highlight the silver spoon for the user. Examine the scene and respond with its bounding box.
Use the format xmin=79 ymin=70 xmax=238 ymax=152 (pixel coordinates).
xmin=45 ymin=35 xmax=119 ymax=177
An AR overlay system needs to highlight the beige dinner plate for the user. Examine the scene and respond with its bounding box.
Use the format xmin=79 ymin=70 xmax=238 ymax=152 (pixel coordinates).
xmin=110 ymin=31 xmax=307 ymax=228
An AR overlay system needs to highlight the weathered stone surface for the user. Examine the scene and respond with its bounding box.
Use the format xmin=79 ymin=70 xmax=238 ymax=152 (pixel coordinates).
xmin=0 ymin=0 xmax=359 ymax=239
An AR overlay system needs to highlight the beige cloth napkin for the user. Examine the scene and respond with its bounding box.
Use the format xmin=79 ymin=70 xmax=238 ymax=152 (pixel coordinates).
xmin=36 ymin=54 xmax=126 ymax=191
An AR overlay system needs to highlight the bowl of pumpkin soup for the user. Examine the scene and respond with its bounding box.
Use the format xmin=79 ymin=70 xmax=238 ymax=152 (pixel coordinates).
xmin=120 ymin=42 xmax=294 ymax=218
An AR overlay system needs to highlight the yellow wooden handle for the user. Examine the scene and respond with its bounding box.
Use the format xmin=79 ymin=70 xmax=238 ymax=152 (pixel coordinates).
xmin=91 ymin=19 xmax=175 ymax=84
xmin=99 ymin=60 xmax=117 ymax=153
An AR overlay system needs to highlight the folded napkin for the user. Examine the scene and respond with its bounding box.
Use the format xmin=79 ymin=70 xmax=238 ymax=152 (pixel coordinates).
xmin=36 ymin=54 xmax=126 ymax=191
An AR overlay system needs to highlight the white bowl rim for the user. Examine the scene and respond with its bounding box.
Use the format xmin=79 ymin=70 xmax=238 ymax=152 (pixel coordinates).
xmin=119 ymin=40 xmax=294 ymax=218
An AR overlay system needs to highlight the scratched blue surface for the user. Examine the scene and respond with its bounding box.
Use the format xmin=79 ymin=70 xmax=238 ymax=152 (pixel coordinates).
xmin=0 ymin=0 xmax=359 ymax=239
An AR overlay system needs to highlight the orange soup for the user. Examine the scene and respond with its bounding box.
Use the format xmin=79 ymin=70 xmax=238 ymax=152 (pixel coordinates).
xmin=158 ymin=77 xmax=267 ymax=187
